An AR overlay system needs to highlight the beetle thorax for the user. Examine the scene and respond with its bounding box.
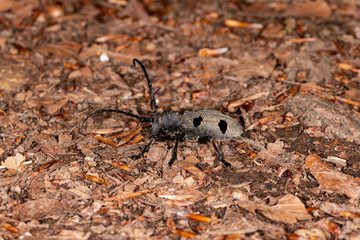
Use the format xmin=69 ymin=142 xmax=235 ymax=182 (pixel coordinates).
xmin=150 ymin=111 xmax=181 ymax=136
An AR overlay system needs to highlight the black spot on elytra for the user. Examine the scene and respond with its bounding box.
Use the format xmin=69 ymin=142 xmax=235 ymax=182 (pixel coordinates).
xmin=218 ymin=120 xmax=227 ymax=134
xmin=193 ymin=116 xmax=203 ymax=127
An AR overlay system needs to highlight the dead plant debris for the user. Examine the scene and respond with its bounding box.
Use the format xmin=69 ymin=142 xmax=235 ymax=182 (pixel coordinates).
xmin=0 ymin=0 xmax=360 ymax=239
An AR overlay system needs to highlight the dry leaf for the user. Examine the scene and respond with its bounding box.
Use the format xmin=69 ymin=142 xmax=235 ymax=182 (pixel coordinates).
xmin=294 ymin=228 xmax=326 ymax=240
xmin=68 ymin=66 xmax=93 ymax=79
xmin=336 ymin=62 xmax=360 ymax=73
xmin=228 ymin=92 xmax=268 ymax=109
xmin=261 ymin=23 xmax=285 ymax=39
xmin=247 ymin=116 xmax=284 ymax=131
xmin=261 ymin=194 xmax=312 ymax=224
xmin=325 ymin=156 xmax=347 ymax=167
xmin=104 ymin=189 xmax=155 ymax=201
xmin=12 ymin=198 xmax=70 ymax=220
xmin=72 ymin=171 xmax=108 ymax=185
xmin=54 ymin=230 xmax=91 ymax=240
xmin=172 ymin=229 xmax=196 ymax=238
xmin=36 ymin=41 xmax=82 ymax=57
xmin=0 ymin=0 xmax=13 ymax=11
xmin=237 ymin=199 xmax=259 ymax=214
xmin=225 ymin=19 xmax=263 ymax=29
xmin=257 ymin=140 xmax=303 ymax=169
xmin=184 ymin=154 xmax=200 ymax=165
xmin=93 ymin=135 xmax=117 ymax=147
xmin=118 ymin=0 xmax=149 ymax=20
xmin=288 ymin=38 xmax=317 ymax=43
xmin=2 ymin=153 xmax=25 ymax=170
xmin=117 ymin=127 xmax=142 ymax=146
xmin=198 ymin=47 xmax=228 ymax=56
xmin=0 ymin=57 xmax=34 ymax=92
xmin=1 ymin=223 xmax=21 ymax=234
xmin=320 ymin=201 xmax=360 ymax=218
xmin=185 ymin=213 xmax=212 ymax=223
xmin=305 ymin=154 xmax=360 ymax=199
xmin=286 ymin=0 xmax=331 ymax=17
xmin=237 ymin=194 xmax=311 ymax=223
xmin=44 ymin=98 xmax=69 ymax=115
xmin=45 ymin=4 xmax=64 ymax=18
xmin=111 ymin=161 xmax=131 ymax=171
xmin=181 ymin=165 xmax=206 ymax=186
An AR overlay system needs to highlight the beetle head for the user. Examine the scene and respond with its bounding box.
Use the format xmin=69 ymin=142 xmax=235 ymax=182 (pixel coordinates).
xmin=150 ymin=113 xmax=162 ymax=136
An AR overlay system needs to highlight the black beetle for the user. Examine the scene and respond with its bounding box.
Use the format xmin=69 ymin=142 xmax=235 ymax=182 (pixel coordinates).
xmin=81 ymin=59 xmax=260 ymax=167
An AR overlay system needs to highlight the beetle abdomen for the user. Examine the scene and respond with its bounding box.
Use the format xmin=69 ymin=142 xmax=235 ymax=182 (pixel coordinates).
xmin=180 ymin=110 xmax=244 ymax=141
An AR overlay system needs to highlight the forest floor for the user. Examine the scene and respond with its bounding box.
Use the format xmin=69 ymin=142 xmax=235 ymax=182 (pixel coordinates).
xmin=1 ymin=0 xmax=360 ymax=239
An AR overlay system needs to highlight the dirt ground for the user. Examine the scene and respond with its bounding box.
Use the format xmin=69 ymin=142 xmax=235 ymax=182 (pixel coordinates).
xmin=1 ymin=0 xmax=360 ymax=239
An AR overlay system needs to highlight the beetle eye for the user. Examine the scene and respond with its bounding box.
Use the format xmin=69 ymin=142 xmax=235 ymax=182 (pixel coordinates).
xmin=193 ymin=116 xmax=203 ymax=127
xmin=218 ymin=120 xmax=227 ymax=134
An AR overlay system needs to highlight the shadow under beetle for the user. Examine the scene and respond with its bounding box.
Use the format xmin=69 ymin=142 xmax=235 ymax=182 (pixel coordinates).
xmin=81 ymin=59 xmax=259 ymax=168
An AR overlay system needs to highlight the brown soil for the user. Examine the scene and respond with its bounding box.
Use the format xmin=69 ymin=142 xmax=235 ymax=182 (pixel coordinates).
xmin=1 ymin=0 xmax=360 ymax=239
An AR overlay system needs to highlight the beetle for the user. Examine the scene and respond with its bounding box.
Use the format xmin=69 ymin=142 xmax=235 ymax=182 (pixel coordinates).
xmin=81 ymin=58 xmax=260 ymax=167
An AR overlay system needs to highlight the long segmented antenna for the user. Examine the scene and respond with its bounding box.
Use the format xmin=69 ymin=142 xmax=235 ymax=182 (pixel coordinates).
xmin=81 ymin=109 xmax=152 ymax=133
xmin=133 ymin=59 xmax=157 ymax=114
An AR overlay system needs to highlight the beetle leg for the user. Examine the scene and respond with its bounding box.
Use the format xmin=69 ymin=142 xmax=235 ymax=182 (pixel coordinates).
xmin=168 ymin=138 xmax=179 ymax=168
xmin=211 ymin=140 xmax=231 ymax=167
xmin=131 ymin=139 xmax=154 ymax=159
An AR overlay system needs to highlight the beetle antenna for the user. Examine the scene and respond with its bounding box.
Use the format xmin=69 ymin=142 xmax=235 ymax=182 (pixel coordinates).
xmin=133 ymin=58 xmax=157 ymax=114
xmin=81 ymin=109 xmax=152 ymax=133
